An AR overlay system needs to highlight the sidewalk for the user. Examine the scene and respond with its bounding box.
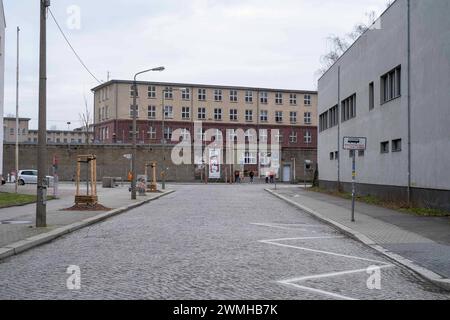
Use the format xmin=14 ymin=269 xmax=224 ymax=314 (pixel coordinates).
xmin=0 ymin=183 xmax=174 ymax=259
xmin=267 ymin=186 xmax=450 ymax=289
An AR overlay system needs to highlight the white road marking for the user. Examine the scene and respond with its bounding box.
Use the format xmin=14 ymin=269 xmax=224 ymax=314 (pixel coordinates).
xmin=250 ymin=223 xmax=324 ymax=230
xmin=279 ymin=282 xmax=357 ymax=300
xmin=252 ymin=222 xmax=395 ymax=300
xmin=280 ymin=264 xmax=395 ymax=284
xmin=260 ymin=236 xmax=344 ymax=242
xmin=260 ymin=240 xmax=387 ymax=264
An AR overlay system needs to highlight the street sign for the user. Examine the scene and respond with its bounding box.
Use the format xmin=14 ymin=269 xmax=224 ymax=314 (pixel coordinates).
xmin=343 ymin=137 xmax=367 ymax=151
xmin=123 ymin=154 xmax=132 ymax=160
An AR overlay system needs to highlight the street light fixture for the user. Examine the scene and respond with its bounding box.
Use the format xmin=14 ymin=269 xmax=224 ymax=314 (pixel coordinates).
xmin=131 ymin=66 xmax=165 ymax=200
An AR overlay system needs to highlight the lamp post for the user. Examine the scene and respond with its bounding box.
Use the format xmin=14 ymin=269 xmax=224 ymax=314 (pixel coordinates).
xmin=131 ymin=67 xmax=165 ymax=200
xmin=161 ymin=87 xmax=186 ymax=190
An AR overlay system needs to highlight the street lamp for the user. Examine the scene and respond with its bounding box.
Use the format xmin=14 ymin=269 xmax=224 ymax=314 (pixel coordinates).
xmin=161 ymin=87 xmax=186 ymax=190
xmin=131 ymin=66 xmax=165 ymax=200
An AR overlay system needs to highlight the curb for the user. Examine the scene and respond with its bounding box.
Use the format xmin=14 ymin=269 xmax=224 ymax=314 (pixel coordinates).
xmin=0 ymin=190 xmax=175 ymax=262
xmin=265 ymin=188 xmax=450 ymax=291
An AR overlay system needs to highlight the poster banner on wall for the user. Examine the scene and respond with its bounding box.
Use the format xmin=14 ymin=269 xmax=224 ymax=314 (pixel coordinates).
xmin=209 ymin=149 xmax=221 ymax=179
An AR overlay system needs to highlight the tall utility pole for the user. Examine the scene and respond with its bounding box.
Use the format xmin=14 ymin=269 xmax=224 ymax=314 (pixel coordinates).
xmin=36 ymin=0 xmax=50 ymax=228
xmin=14 ymin=27 xmax=20 ymax=194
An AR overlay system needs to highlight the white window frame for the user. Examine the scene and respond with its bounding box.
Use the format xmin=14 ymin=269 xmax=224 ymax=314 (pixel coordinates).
xmin=304 ymin=131 xmax=312 ymax=144
xmin=230 ymin=109 xmax=238 ymax=121
xmin=290 ymin=94 xmax=297 ymax=105
xmin=304 ymin=112 xmax=312 ymax=124
xmin=214 ymin=89 xmax=223 ymax=102
xmin=198 ymin=107 xmax=206 ymax=120
xmin=245 ymin=91 xmax=253 ymax=103
xmin=245 ymin=110 xmax=253 ymax=122
xmin=182 ymin=107 xmax=191 ymax=120
xmin=164 ymin=105 xmax=173 ymax=119
xmin=214 ymin=108 xmax=222 ymax=121
xmin=230 ymin=90 xmax=238 ymax=102
xmin=148 ymin=86 xmax=156 ymax=98
xmin=148 ymin=105 xmax=156 ymax=119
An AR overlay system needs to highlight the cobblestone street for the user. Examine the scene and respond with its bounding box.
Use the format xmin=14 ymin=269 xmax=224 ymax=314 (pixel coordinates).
xmin=0 ymin=185 xmax=448 ymax=300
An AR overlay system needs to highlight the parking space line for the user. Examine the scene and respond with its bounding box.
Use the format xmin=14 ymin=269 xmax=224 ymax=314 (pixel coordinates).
xmin=260 ymin=240 xmax=387 ymax=264
xmin=260 ymin=236 xmax=344 ymax=242
xmin=279 ymin=282 xmax=357 ymax=300
xmin=250 ymin=223 xmax=324 ymax=230
xmin=280 ymin=264 xmax=395 ymax=284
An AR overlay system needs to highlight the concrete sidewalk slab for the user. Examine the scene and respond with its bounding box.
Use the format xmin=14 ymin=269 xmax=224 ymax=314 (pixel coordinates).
xmin=266 ymin=187 xmax=450 ymax=291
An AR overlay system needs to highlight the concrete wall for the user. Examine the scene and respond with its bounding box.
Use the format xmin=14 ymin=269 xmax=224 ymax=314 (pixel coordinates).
xmin=409 ymin=0 xmax=450 ymax=190
xmin=0 ymin=0 xmax=5 ymax=180
xmin=317 ymin=0 xmax=450 ymax=210
xmin=2 ymin=143 xmax=316 ymax=183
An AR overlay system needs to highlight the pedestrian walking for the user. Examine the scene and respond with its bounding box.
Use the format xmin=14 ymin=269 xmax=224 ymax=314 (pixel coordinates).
xmin=234 ymin=171 xmax=241 ymax=184
xmin=249 ymin=171 xmax=255 ymax=184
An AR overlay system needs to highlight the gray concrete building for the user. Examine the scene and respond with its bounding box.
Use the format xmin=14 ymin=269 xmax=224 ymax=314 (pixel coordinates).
xmin=0 ymin=1 xmax=5 ymax=183
xmin=318 ymin=0 xmax=450 ymax=210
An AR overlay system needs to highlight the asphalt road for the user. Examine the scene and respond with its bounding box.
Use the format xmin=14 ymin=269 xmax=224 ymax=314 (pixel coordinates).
xmin=0 ymin=184 xmax=448 ymax=300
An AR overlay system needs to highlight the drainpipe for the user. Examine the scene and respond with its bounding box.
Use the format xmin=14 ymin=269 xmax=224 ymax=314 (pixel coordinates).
xmin=337 ymin=66 xmax=341 ymax=192
xmin=407 ymin=0 xmax=412 ymax=206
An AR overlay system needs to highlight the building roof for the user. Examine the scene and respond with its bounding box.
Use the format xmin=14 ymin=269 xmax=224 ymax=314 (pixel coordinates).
xmin=91 ymin=80 xmax=318 ymax=95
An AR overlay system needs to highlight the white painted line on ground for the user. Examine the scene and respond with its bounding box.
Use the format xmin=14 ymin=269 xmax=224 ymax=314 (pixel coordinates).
xmin=250 ymin=223 xmax=324 ymax=230
xmin=260 ymin=240 xmax=387 ymax=264
xmin=279 ymin=282 xmax=357 ymax=300
xmin=280 ymin=264 xmax=395 ymax=284
xmin=260 ymin=236 xmax=345 ymax=242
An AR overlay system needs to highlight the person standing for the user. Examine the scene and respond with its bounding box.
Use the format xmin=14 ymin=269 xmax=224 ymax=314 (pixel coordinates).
xmin=249 ymin=171 xmax=255 ymax=184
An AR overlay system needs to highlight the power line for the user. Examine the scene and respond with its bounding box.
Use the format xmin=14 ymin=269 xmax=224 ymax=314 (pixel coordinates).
xmin=48 ymin=8 xmax=102 ymax=84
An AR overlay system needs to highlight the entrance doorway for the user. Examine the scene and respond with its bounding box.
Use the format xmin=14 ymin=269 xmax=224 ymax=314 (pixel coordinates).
xmin=282 ymin=165 xmax=291 ymax=182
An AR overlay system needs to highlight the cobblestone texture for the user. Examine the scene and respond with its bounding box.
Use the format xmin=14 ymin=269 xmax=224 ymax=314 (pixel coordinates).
xmin=0 ymin=184 xmax=448 ymax=300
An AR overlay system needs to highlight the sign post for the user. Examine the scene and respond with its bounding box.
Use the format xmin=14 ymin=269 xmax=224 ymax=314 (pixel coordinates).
xmin=343 ymin=137 xmax=367 ymax=223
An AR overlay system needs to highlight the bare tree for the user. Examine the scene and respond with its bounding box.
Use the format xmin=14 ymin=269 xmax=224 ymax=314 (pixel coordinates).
xmin=79 ymin=94 xmax=92 ymax=145
xmin=317 ymin=4 xmax=393 ymax=77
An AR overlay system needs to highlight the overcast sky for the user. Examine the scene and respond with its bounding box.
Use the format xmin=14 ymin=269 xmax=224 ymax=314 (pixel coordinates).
xmin=3 ymin=0 xmax=388 ymax=129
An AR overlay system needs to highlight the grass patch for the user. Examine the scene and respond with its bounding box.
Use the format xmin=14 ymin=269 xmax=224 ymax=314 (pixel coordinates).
xmin=0 ymin=193 xmax=55 ymax=208
xmin=309 ymin=187 xmax=450 ymax=217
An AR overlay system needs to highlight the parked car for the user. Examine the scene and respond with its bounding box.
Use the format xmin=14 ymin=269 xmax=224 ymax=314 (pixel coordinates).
xmin=17 ymin=170 xmax=54 ymax=186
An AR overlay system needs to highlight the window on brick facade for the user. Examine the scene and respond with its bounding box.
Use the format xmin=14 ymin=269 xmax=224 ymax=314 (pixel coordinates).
xmin=230 ymin=90 xmax=238 ymax=102
xmin=164 ymin=106 xmax=173 ymax=119
xmin=304 ymin=112 xmax=312 ymax=125
xmin=245 ymin=91 xmax=253 ymax=103
xmin=182 ymin=107 xmax=191 ymax=120
xmin=214 ymin=89 xmax=223 ymax=102
xmin=148 ymin=105 xmax=156 ymax=119
xmin=260 ymin=110 xmax=268 ymax=122
xmin=289 ymin=131 xmax=298 ymax=143
xmin=181 ymin=88 xmax=190 ymax=100
xmin=214 ymin=108 xmax=222 ymax=121
xmin=290 ymin=94 xmax=297 ymax=105
xmin=290 ymin=112 xmax=297 ymax=124
xmin=148 ymin=86 xmax=156 ymax=98
xmin=245 ymin=110 xmax=253 ymax=122
xmin=198 ymin=89 xmax=206 ymax=101
xmin=304 ymin=94 xmax=311 ymax=106
xmin=230 ymin=109 xmax=238 ymax=121
xmin=260 ymin=92 xmax=268 ymax=104
xmin=275 ymin=111 xmax=283 ymax=123
xmin=304 ymin=131 xmax=312 ymax=144
xmin=275 ymin=93 xmax=283 ymax=104
xmin=164 ymin=87 xmax=173 ymax=99
xmin=148 ymin=127 xmax=156 ymax=140
xmin=198 ymin=107 xmax=206 ymax=120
